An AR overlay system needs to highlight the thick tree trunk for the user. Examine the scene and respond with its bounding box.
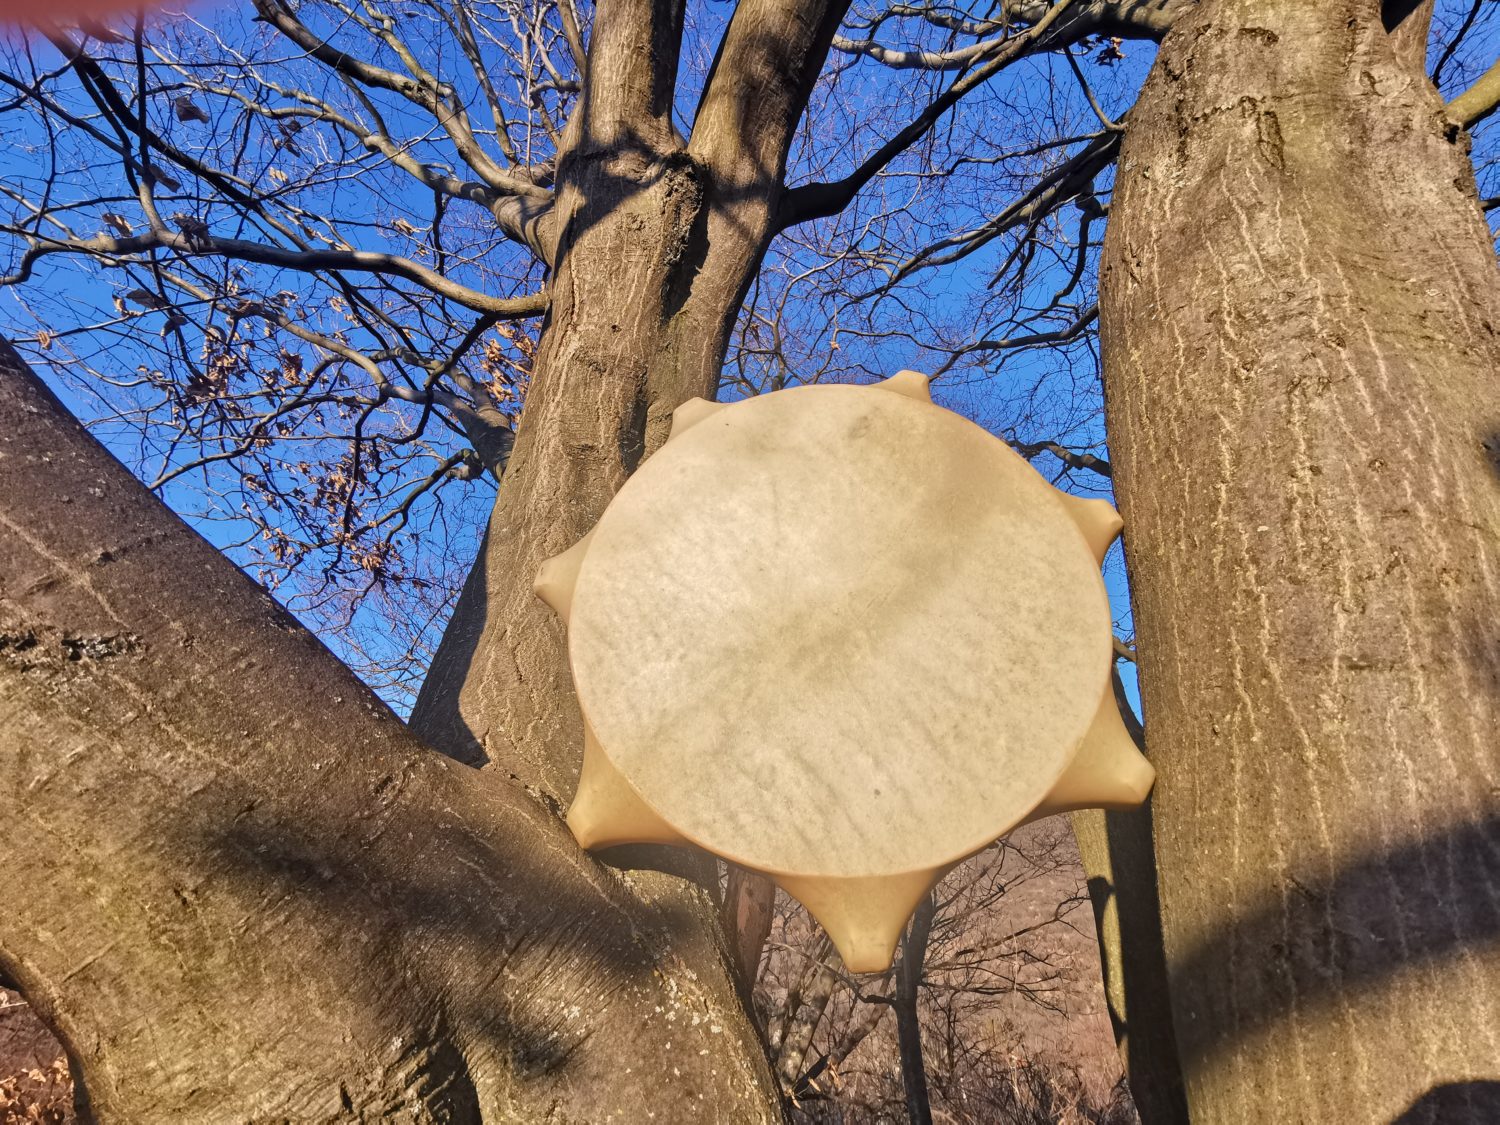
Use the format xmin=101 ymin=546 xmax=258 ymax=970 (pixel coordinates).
xmin=409 ymin=0 xmax=849 ymax=803
xmin=408 ymin=165 xmax=772 ymax=793
xmin=893 ymin=895 xmax=935 ymax=1125
xmin=407 ymin=0 xmax=737 ymax=790
xmin=1100 ymin=2 xmax=1500 ymax=1122
xmin=407 ymin=0 xmax=846 ymax=1024
xmin=0 ymin=342 xmax=781 ymax=1122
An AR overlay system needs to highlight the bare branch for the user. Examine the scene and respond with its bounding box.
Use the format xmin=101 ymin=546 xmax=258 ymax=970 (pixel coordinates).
xmin=1008 ymin=434 xmax=1112 ymax=477
xmin=861 ymin=136 xmax=1118 ymax=298
xmin=1447 ymin=55 xmax=1500 ymax=129
xmin=1431 ymin=0 xmax=1484 ymax=86
xmin=5 ymin=230 xmax=547 ymax=318
xmin=829 ymin=29 xmax=1018 ymax=71
xmin=831 ymin=0 xmax=1189 ymax=70
xmin=249 ymin=0 xmax=546 ymax=198
xmin=929 ymin=303 xmax=1100 ymax=375
xmin=777 ymin=1 xmax=1079 ymax=228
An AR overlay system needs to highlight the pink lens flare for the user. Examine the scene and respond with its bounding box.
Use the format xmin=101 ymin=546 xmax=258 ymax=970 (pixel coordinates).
xmin=0 ymin=0 xmax=172 ymax=30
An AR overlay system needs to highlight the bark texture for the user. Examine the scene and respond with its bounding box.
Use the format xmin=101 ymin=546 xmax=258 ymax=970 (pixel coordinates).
xmin=409 ymin=0 xmax=849 ymax=802
xmin=0 ymin=342 xmax=781 ymax=1122
xmin=406 ymin=0 xmax=841 ymax=1026
xmin=1101 ymin=2 xmax=1500 ymax=1122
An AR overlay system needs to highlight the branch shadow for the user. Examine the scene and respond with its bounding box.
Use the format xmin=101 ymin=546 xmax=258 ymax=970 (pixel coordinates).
xmin=0 ymin=347 xmax=757 ymax=1120
xmin=1169 ymin=810 xmax=1500 ymax=1104
xmin=1392 ymin=1082 xmax=1500 ymax=1124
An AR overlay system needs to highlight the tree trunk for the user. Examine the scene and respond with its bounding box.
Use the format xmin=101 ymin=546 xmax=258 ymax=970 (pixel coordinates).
xmin=775 ymin=942 xmax=841 ymax=1089
xmin=406 ymin=0 xmax=849 ymax=1036
xmin=1071 ymin=670 xmax=1188 ymax=1123
xmin=408 ymin=0 xmax=849 ymax=803
xmin=0 ymin=341 xmax=781 ymax=1122
xmin=725 ymin=865 xmax=779 ymax=1006
xmin=894 ymin=894 xmax=935 ymax=1125
xmin=1100 ymin=2 xmax=1500 ymax=1122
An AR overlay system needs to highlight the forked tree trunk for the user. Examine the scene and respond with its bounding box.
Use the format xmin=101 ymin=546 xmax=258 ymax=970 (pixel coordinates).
xmin=408 ymin=0 xmax=848 ymax=802
xmin=408 ymin=0 xmax=770 ymax=793
xmin=407 ymin=0 xmax=845 ymax=1009
xmin=0 ymin=342 xmax=781 ymax=1122
xmin=1100 ymin=2 xmax=1500 ymax=1121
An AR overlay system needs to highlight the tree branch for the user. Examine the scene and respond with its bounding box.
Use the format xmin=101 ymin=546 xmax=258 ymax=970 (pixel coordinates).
xmin=777 ymin=0 xmax=1079 ymax=228
xmin=1009 ymin=0 xmax=1188 ymax=41
xmin=1446 ymin=55 xmax=1500 ymax=129
xmin=249 ymin=0 xmax=545 ymax=199
xmin=829 ymin=29 xmax=1018 ymax=71
xmin=831 ymin=0 xmax=1190 ymax=70
xmin=689 ymin=0 xmax=855 ymax=191
xmin=4 ymin=230 xmax=547 ymax=319
xmin=1008 ymin=436 xmax=1112 ymax=477
xmin=568 ymin=0 xmax=687 ymax=150
xmin=860 ymin=134 xmax=1119 ymax=299
xmin=927 ymin=302 xmax=1100 ymax=376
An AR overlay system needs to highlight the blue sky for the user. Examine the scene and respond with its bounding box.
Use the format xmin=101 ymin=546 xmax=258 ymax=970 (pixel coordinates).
xmin=2 ymin=2 xmax=1496 ymax=722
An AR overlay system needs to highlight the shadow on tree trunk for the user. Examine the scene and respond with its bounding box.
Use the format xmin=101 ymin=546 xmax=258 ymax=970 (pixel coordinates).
xmin=1169 ymin=811 xmax=1500 ymax=1099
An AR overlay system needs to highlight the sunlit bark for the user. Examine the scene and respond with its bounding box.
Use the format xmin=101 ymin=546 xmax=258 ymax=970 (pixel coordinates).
xmin=1101 ymin=2 xmax=1500 ymax=1119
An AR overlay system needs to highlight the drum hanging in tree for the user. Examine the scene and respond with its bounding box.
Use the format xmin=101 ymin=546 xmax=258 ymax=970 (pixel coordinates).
xmin=535 ymin=370 xmax=1153 ymax=972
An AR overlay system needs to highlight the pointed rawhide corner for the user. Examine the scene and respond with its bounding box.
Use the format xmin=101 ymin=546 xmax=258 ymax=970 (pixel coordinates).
xmin=536 ymin=372 xmax=1151 ymax=972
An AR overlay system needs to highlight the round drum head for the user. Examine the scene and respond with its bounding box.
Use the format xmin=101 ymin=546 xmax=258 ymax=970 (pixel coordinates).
xmin=567 ymin=383 xmax=1112 ymax=879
